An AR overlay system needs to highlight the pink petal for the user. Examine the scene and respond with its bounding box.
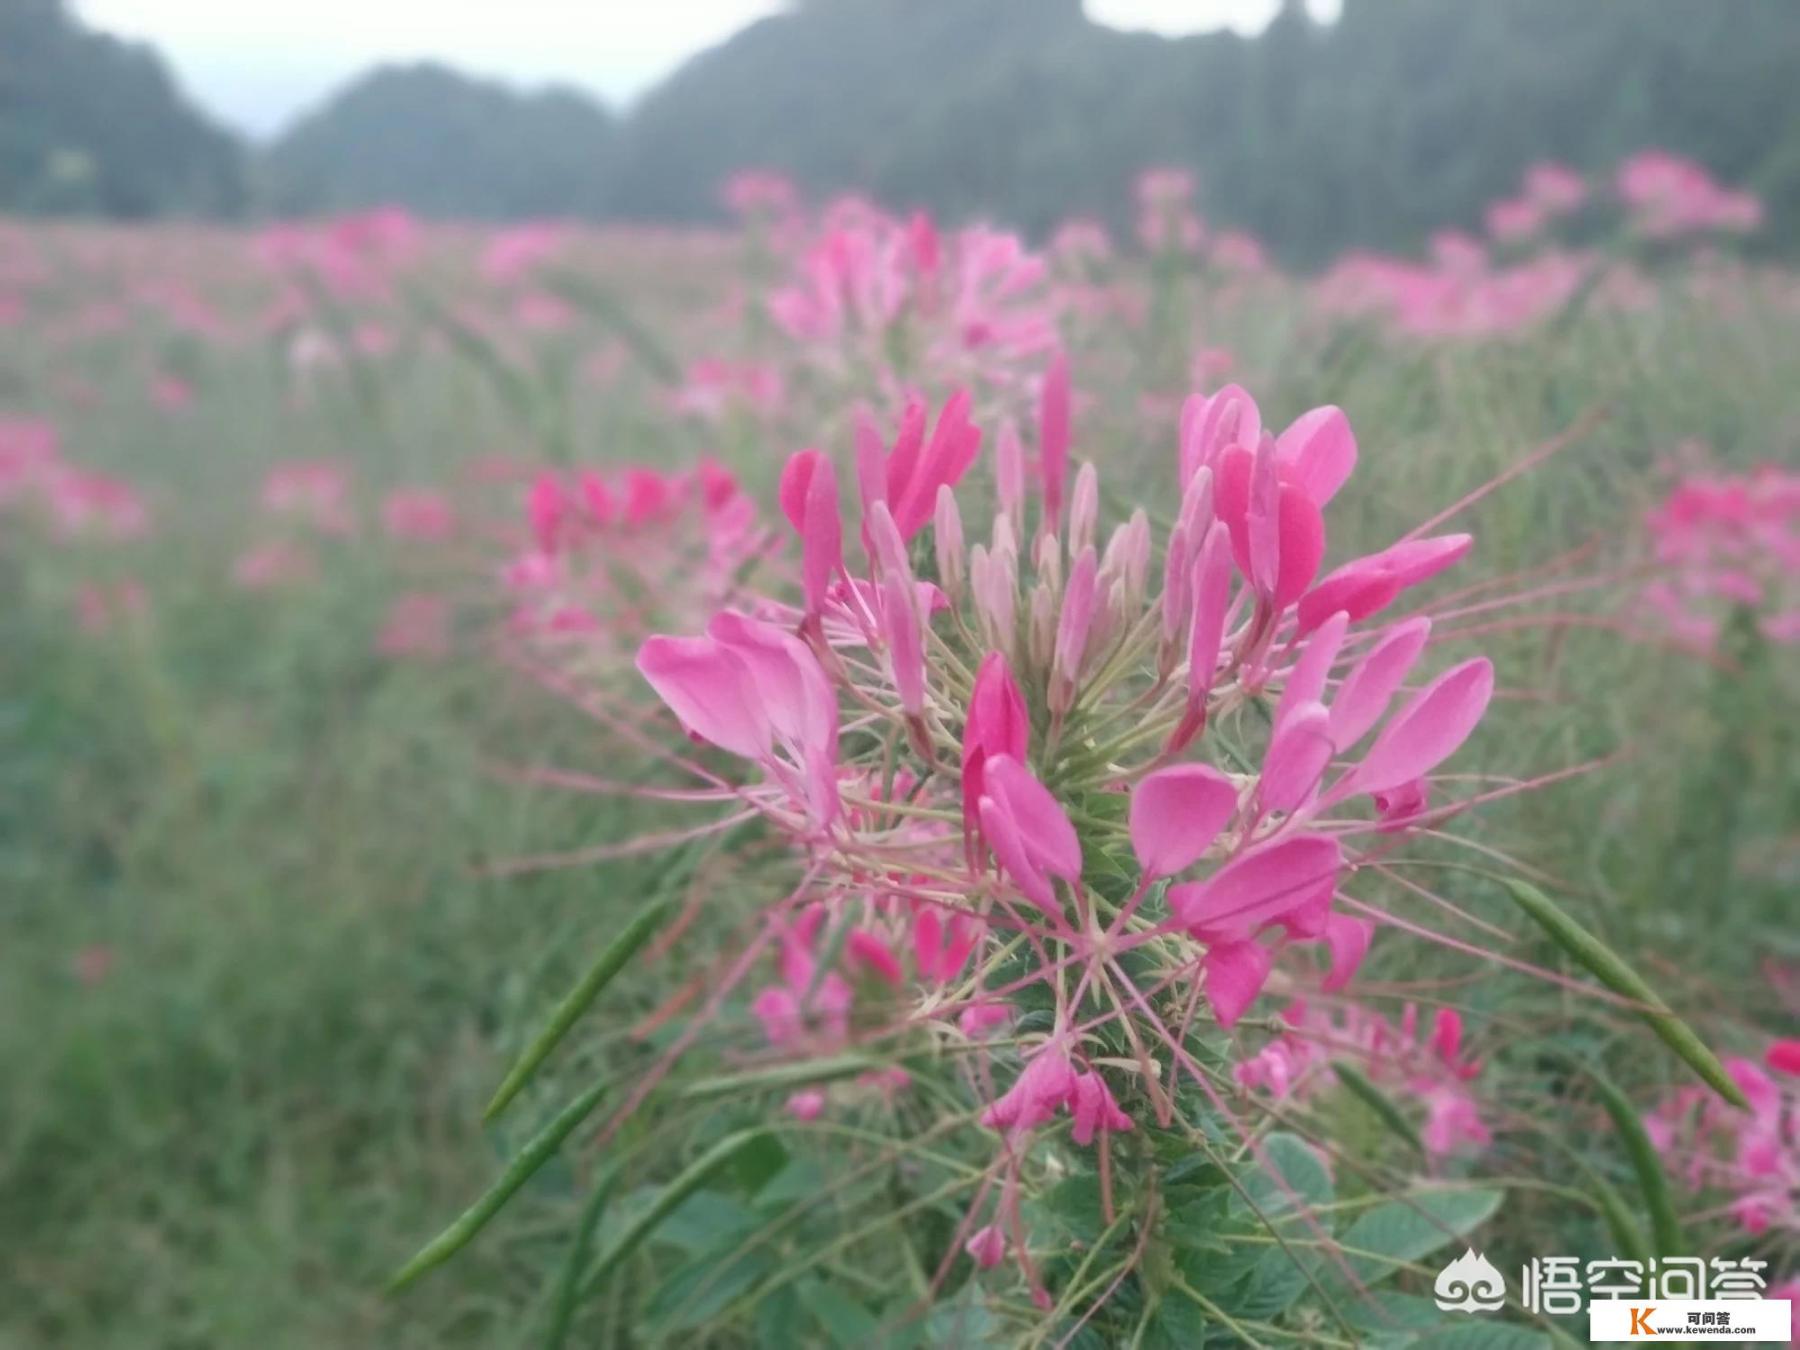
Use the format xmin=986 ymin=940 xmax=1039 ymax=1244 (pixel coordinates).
xmin=965 ymin=1223 xmax=1006 ymax=1270
xmin=979 ymin=794 xmax=1058 ymax=915
xmin=984 ymin=754 xmax=1082 ymax=882
xmin=1322 ymin=914 xmax=1373 ymax=991
xmin=637 ymin=634 xmax=769 ymax=759
xmin=1343 ymin=657 xmax=1493 ymax=796
xmin=707 ymin=612 xmax=837 ymax=753
xmin=882 ymin=571 xmax=925 ymax=715
xmin=1070 ymin=1071 xmax=1134 ymax=1145
xmin=1130 ymin=763 xmax=1240 ymax=877
xmin=777 ymin=448 xmax=820 ymax=534
xmin=1187 ymin=522 xmax=1233 ymax=709
xmin=1328 ymin=617 xmax=1431 ymax=749
xmin=1296 ymin=534 xmax=1471 ymax=635
xmin=1170 ymin=833 xmax=1342 ymax=943
xmin=847 ymin=929 xmax=903 ymax=986
xmin=1245 ymin=437 xmax=1282 ymax=598
xmin=1275 ymin=610 xmax=1348 ymax=730
xmin=1204 ymin=940 xmax=1274 ymax=1029
xmin=1272 ymin=480 xmax=1325 ymax=612
xmin=800 ymin=453 xmax=843 ymax=614
xmin=1258 ymin=702 xmax=1333 ymax=815
xmin=1275 ymin=405 xmax=1357 ymax=506
xmin=882 ymin=397 xmax=927 ymax=512
xmin=1766 ymin=1040 xmax=1800 ymax=1077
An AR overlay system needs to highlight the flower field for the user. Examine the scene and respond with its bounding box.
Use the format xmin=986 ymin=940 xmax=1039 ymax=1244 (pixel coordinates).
xmin=1 ymin=158 xmax=1796 ymax=1347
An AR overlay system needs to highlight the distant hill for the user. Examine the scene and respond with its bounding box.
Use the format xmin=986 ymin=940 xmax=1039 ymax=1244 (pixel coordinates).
xmin=601 ymin=0 xmax=1800 ymax=264
xmin=263 ymin=63 xmax=617 ymax=219
xmin=0 ymin=0 xmax=245 ymax=217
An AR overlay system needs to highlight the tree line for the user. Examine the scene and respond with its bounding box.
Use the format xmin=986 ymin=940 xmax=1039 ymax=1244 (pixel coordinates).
xmin=6 ymin=0 xmax=1800 ymax=266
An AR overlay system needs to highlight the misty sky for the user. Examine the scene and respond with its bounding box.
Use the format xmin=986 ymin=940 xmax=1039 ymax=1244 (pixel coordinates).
xmin=73 ymin=0 xmax=1339 ymax=139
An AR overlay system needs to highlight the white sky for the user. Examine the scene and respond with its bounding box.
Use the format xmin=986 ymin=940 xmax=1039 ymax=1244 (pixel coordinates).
xmin=74 ymin=0 xmax=1339 ymax=139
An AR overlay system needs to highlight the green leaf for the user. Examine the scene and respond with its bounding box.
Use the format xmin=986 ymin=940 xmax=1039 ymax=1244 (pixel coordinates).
xmin=801 ymin=1279 xmax=883 ymax=1346
xmin=1504 ymin=880 xmax=1747 ymax=1109
xmin=485 ymin=895 xmax=670 ymax=1121
xmin=1236 ymin=1134 xmax=1336 ymax=1319
xmin=388 ymin=1079 xmax=608 ymax=1292
xmin=1324 ymin=1188 xmax=1503 ymax=1292
xmin=580 ymin=1127 xmax=773 ymax=1296
xmin=643 ymin=1242 xmax=777 ymax=1333
xmin=1141 ymin=1290 xmax=1209 ymax=1350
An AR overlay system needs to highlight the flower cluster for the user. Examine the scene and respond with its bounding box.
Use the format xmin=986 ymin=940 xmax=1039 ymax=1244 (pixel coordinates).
xmin=632 ymin=360 xmax=1504 ymax=1299
xmin=504 ymin=459 xmax=771 ymax=658
xmin=761 ymin=197 xmax=1060 ymax=402
xmin=1236 ymin=1000 xmax=1490 ymax=1157
xmin=0 ymin=416 xmax=150 ymax=541
xmin=1638 ymin=459 xmax=1800 ymax=649
xmin=1646 ymin=1042 xmax=1800 ymax=1236
xmin=1617 ymin=151 xmax=1764 ymax=240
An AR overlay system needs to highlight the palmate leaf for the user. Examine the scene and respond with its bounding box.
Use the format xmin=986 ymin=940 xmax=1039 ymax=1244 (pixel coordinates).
xmin=1321 ymin=1187 xmax=1503 ymax=1293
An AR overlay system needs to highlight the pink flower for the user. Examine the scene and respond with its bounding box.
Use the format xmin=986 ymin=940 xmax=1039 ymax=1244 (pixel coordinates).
xmin=262 ymin=459 xmax=352 ymax=535
xmin=856 ymin=391 xmax=983 ymax=542
xmin=232 ymin=540 xmax=316 ymax=590
xmin=638 ymin=612 xmax=840 ymax=827
xmin=1070 ymin=1072 xmax=1134 ymax=1145
xmin=381 ymin=488 xmax=456 ymax=542
xmin=978 ymin=754 xmax=1082 ymax=914
xmin=377 ymin=593 xmax=452 ymax=659
xmin=981 ymin=1042 xmax=1077 ymax=1133
xmin=961 ymin=652 xmax=1030 ymax=852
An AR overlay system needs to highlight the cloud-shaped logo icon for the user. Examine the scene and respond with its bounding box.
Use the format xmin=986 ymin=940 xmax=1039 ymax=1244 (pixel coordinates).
xmin=1434 ymin=1248 xmax=1507 ymax=1313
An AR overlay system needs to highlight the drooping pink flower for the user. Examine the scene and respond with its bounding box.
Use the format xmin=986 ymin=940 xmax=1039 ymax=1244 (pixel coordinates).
xmin=980 ymin=1041 xmax=1077 ymax=1133
xmin=964 ymin=1223 xmax=1007 ymax=1269
xmin=1070 ymin=1071 xmax=1134 ymax=1145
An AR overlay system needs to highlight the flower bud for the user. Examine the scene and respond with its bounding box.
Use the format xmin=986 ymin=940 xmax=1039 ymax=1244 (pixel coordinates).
xmin=1069 ymin=461 xmax=1099 ymax=557
xmin=996 ymin=419 xmax=1025 ymax=529
xmin=934 ymin=484 xmax=964 ymax=602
